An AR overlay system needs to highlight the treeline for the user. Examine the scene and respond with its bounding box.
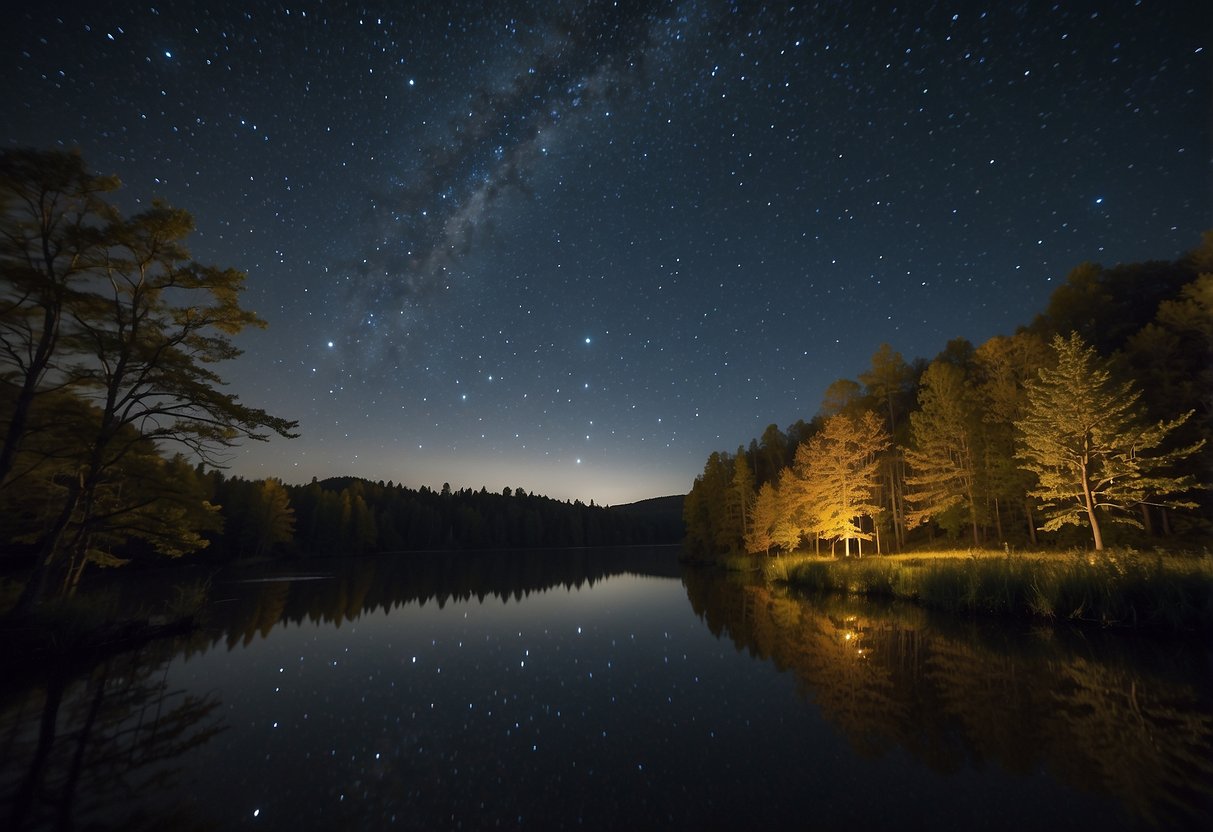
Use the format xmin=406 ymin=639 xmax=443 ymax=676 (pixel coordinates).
xmin=191 ymin=474 xmax=684 ymax=561
xmin=685 ymin=237 xmax=1212 ymax=558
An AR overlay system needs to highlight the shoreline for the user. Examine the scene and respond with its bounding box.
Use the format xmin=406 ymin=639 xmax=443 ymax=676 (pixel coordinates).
xmin=709 ymin=548 xmax=1213 ymax=634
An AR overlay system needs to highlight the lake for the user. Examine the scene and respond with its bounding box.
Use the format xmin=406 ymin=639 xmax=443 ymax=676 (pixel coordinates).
xmin=3 ymin=547 xmax=1211 ymax=830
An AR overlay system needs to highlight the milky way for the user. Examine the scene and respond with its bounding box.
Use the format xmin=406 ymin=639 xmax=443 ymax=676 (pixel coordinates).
xmin=4 ymin=1 xmax=1208 ymax=503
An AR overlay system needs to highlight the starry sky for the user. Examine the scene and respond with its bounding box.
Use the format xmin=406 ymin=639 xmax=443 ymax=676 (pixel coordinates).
xmin=4 ymin=1 xmax=1209 ymax=505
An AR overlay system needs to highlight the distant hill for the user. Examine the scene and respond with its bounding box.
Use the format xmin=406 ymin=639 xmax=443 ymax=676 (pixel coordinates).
xmin=609 ymin=495 xmax=685 ymax=540
xmin=610 ymin=494 xmax=684 ymax=516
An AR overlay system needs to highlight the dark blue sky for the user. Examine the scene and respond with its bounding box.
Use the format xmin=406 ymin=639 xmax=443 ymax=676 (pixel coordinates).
xmin=5 ymin=1 xmax=1209 ymax=503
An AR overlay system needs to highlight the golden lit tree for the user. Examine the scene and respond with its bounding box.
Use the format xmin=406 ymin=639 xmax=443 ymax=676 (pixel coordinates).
xmin=771 ymin=467 xmax=809 ymax=553
xmin=745 ymin=480 xmax=778 ymax=554
xmin=793 ymin=410 xmax=889 ymax=556
xmin=1016 ymin=333 xmax=1204 ymax=550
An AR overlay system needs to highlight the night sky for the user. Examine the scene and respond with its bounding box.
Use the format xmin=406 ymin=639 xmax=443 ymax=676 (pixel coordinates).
xmin=4 ymin=1 xmax=1209 ymax=505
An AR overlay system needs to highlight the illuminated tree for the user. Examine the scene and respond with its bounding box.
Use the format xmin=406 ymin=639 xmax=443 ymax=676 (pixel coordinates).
xmin=1015 ymin=333 xmax=1204 ymax=550
xmin=745 ymin=481 xmax=778 ymax=555
xmin=904 ymin=360 xmax=983 ymax=544
xmin=794 ymin=410 xmax=889 ymax=556
xmin=772 ymin=466 xmax=810 ymax=553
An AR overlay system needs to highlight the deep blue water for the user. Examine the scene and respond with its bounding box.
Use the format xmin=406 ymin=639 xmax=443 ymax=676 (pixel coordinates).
xmin=3 ymin=548 xmax=1211 ymax=830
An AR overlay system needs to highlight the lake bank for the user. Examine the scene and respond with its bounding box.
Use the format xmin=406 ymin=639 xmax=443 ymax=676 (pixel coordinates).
xmin=714 ymin=548 xmax=1213 ymax=633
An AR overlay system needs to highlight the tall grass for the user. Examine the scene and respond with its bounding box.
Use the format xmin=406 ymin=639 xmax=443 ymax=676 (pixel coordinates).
xmin=766 ymin=548 xmax=1213 ymax=632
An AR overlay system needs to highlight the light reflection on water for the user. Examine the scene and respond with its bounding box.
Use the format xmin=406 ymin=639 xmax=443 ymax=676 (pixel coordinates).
xmin=2 ymin=547 xmax=1211 ymax=830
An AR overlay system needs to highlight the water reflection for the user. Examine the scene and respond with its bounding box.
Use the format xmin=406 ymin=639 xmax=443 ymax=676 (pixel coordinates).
xmin=3 ymin=549 xmax=1211 ymax=830
xmin=1 ymin=645 xmax=226 ymax=831
xmin=191 ymin=546 xmax=683 ymax=651
xmin=682 ymin=569 xmax=1213 ymax=829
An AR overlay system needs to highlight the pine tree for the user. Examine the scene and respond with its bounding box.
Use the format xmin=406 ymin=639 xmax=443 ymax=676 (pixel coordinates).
xmin=1015 ymin=333 xmax=1204 ymax=550
xmin=904 ymin=360 xmax=983 ymax=544
xmin=729 ymin=446 xmax=755 ymax=543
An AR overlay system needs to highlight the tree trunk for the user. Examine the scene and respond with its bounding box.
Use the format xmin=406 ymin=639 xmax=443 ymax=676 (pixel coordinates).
xmin=14 ymin=482 xmax=82 ymax=614
xmin=0 ymin=303 xmax=60 ymax=490
xmin=1082 ymin=470 xmax=1104 ymax=551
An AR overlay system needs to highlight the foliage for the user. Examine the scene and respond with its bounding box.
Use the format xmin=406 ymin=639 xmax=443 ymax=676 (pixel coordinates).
xmin=904 ymin=360 xmax=983 ymax=544
xmin=789 ymin=410 xmax=889 ymax=556
xmin=1016 ymin=333 xmax=1204 ymax=550
xmin=0 ymin=148 xmax=120 ymax=487
xmin=744 ymin=481 xmax=778 ymax=554
xmin=685 ymin=236 xmax=1212 ymax=557
xmin=0 ymin=149 xmax=296 ymax=609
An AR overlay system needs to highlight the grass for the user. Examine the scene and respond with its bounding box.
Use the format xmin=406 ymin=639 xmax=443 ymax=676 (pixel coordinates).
xmin=761 ymin=548 xmax=1213 ymax=632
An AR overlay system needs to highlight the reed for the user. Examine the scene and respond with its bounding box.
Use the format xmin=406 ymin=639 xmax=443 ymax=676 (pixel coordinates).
xmin=765 ymin=548 xmax=1213 ymax=632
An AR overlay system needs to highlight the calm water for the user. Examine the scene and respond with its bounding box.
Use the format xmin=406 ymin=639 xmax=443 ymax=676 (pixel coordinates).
xmin=3 ymin=547 xmax=1211 ymax=830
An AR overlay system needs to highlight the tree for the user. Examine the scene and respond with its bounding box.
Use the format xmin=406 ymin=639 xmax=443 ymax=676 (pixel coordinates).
xmin=1121 ymin=272 xmax=1213 ymax=532
xmin=745 ymin=481 xmax=778 ymax=555
xmin=243 ymin=478 xmax=295 ymax=558
xmin=973 ymin=331 xmax=1051 ymax=544
xmin=858 ymin=343 xmax=913 ymax=435
xmin=729 ymin=446 xmax=755 ymax=543
xmin=1015 ymin=333 xmax=1204 ymax=550
xmin=858 ymin=343 xmax=915 ymax=550
xmin=683 ymin=450 xmax=737 ymax=556
xmin=0 ymin=149 xmax=119 ymax=488
xmin=769 ymin=466 xmax=810 ymax=554
xmin=11 ymin=158 xmax=297 ymax=611
xmin=819 ymin=378 xmax=862 ymax=418
xmin=904 ymin=360 xmax=983 ymax=545
xmin=756 ymin=423 xmax=788 ymax=486
xmin=792 ymin=410 xmax=889 ymax=556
